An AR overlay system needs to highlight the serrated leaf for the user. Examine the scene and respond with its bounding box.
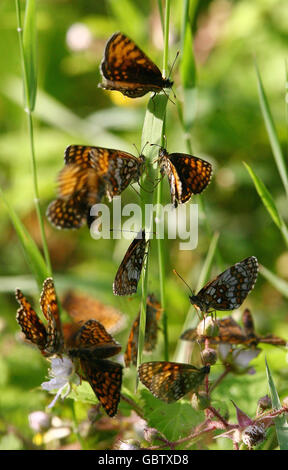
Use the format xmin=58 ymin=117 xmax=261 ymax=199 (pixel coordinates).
xmin=141 ymin=389 xmax=203 ymax=442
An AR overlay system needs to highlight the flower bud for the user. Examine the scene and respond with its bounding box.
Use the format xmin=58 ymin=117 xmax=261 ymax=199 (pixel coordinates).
xmin=257 ymin=395 xmax=272 ymax=414
xmin=202 ymin=347 xmax=217 ymax=365
xmin=241 ymin=423 xmax=266 ymax=449
xmin=197 ymin=318 xmax=219 ymax=338
xmin=191 ymin=392 xmax=211 ymax=410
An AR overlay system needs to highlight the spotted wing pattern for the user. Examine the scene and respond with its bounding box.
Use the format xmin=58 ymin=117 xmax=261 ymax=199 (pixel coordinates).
xmin=181 ymin=317 xmax=247 ymax=345
xmin=15 ymin=277 xmax=63 ymax=356
xmin=124 ymin=294 xmax=162 ymax=367
xmin=99 ymin=32 xmax=173 ymax=98
xmin=242 ymin=309 xmax=286 ymax=347
xmin=62 ymin=291 xmax=125 ymax=334
xmin=138 ymin=361 xmax=210 ymax=403
xmin=113 ymin=229 xmax=148 ymax=296
xmin=67 ymin=319 xmax=122 ymax=417
xmin=158 ymin=148 xmax=213 ymax=207
xmin=80 ymin=359 xmax=123 ymax=417
xmin=68 ymin=319 xmax=122 ymax=360
xmin=189 ymin=256 xmax=259 ymax=314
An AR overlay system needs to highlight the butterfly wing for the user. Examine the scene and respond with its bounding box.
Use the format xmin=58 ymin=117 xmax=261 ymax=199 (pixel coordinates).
xmin=15 ymin=289 xmax=48 ymax=351
xmin=138 ymin=361 xmax=210 ymax=403
xmin=46 ymin=194 xmax=89 ymax=229
xmin=81 ymin=359 xmax=123 ymax=417
xmin=113 ymin=230 xmax=147 ymax=296
xmin=68 ymin=319 xmax=122 ymax=360
xmin=40 ymin=278 xmax=64 ymax=355
xmin=168 ymin=153 xmax=212 ymax=205
xmin=194 ymin=256 xmax=259 ymax=313
xmin=62 ymin=291 xmax=125 ymax=334
xmin=124 ymin=314 xmax=140 ymax=367
xmin=99 ymin=32 xmax=172 ymax=97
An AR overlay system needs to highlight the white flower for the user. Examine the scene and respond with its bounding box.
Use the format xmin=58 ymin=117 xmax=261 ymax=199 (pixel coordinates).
xmin=28 ymin=411 xmax=51 ymax=432
xmin=41 ymin=356 xmax=80 ymax=409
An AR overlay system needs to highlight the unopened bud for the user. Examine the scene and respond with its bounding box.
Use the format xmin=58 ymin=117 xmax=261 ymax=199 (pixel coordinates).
xmin=257 ymin=395 xmax=272 ymax=414
xmin=202 ymin=347 xmax=217 ymax=365
xmin=191 ymin=391 xmax=211 ymax=410
xmin=241 ymin=423 xmax=266 ymax=449
xmin=197 ymin=317 xmax=219 ymax=338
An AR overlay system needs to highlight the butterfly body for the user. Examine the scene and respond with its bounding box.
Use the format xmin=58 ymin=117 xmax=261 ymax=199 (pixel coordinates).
xmin=138 ymin=361 xmax=210 ymax=403
xmin=113 ymin=229 xmax=148 ymax=296
xmin=99 ymin=32 xmax=173 ymax=98
xmin=158 ymin=147 xmax=212 ymax=207
xmin=189 ymin=256 xmax=259 ymax=314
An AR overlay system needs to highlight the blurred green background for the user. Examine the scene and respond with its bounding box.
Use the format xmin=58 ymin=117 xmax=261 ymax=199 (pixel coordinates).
xmin=1 ymin=0 xmax=288 ymax=450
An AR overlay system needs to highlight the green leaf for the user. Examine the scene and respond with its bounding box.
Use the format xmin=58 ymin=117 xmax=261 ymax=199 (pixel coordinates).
xmin=68 ymin=381 xmax=98 ymax=405
xmin=23 ymin=0 xmax=37 ymax=111
xmin=0 ymin=187 xmax=48 ymax=288
xmin=141 ymin=389 xmax=203 ymax=442
xmin=255 ymin=60 xmax=288 ymax=198
xmin=265 ymin=358 xmax=288 ymax=450
xmin=244 ymin=162 xmax=288 ymax=247
xmin=259 ymin=264 xmax=288 ymax=298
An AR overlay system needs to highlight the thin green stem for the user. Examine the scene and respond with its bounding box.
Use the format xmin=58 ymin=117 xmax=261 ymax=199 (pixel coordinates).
xmin=15 ymin=0 xmax=52 ymax=276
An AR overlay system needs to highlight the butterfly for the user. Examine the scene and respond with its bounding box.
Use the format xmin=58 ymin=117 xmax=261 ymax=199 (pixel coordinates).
xmin=62 ymin=290 xmax=126 ymax=334
xmin=15 ymin=278 xmax=64 ymax=357
xmin=98 ymin=32 xmax=173 ymax=98
xmin=138 ymin=361 xmax=210 ymax=403
xmin=241 ymin=309 xmax=286 ymax=347
xmin=66 ymin=319 xmax=123 ymax=417
xmin=124 ymin=294 xmax=162 ymax=367
xmin=47 ymin=145 xmax=145 ymax=229
xmin=113 ymin=229 xmax=148 ymax=296
xmin=156 ymin=146 xmax=213 ymax=208
xmin=188 ymin=256 xmax=259 ymax=314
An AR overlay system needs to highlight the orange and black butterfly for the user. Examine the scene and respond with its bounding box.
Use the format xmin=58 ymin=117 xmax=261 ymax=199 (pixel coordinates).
xmin=188 ymin=257 xmax=259 ymax=314
xmin=98 ymin=32 xmax=173 ymax=98
xmin=47 ymin=145 xmax=145 ymax=229
xmin=138 ymin=361 xmax=210 ymax=403
xmin=66 ymin=319 xmax=122 ymax=417
xmin=124 ymin=294 xmax=162 ymax=367
xmin=156 ymin=146 xmax=212 ymax=208
xmin=113 ymin=229 xmax=148 ymax=296
xmin=15 ymin=278 xmax=64 ymax=357
xmin=181 ymin=309 xmax=286 ymax=348
xmin=62 ymin=290 xmax=126 ymax=334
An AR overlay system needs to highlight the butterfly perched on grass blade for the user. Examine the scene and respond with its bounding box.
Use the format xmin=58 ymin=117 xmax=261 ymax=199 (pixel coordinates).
xmin=113 ymin=229 xmax=148 ymax=296
xmin=138 ymin=361 xmax=210 ymax=403
xmin=99 ymin=32 xmax=173 ymax=98
xmin=15 ymin=278 xmax=64 ymax=357
xmin=156 ymin=146 xmax=213 ymax=208
xmin=62 ymin=290 xmax=126 ymax=334
xmin=124 ymin=294 xmax=162 ymax=367
xmin=66 ymin=319 xmax=123 ymax=417
xmin=188 ymin=256 xmax=259 ymax=314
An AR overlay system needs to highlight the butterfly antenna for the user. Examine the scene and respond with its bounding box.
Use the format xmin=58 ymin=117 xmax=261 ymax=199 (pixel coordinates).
xmin=173 ymin=269 xmax=194 ymax=296
xmin=167 ymin=50 xmax=180 ymax=80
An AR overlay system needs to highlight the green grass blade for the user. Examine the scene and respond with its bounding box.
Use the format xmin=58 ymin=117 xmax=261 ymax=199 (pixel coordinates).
xmin=180 ymin=0 xmax=197 ymax=132
xmin=265 ymin=358 xmax=288 ymax=450
xmin=244 ymin=162 xmax=288 ymax=247
xmin=255 ymin=60 xmax=288 ymax=198
xmin=259 ymin=264 xmax=288 ymax=298
xmin=23 ymin=0 xmax=37 ymax=111
xmin=0 ymin=188 xmax=48 ymax=288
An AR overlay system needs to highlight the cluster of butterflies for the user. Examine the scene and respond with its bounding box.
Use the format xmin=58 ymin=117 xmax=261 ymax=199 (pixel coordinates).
xmin=16 ymin=33 xmax=285 ymax=417
xmin=15 ymin=254 xmax=283 ymax=417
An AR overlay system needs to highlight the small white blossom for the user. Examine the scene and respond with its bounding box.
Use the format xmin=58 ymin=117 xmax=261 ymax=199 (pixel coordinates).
xmin=28 ymin=411 xmax=51 ymax=432
xmin=41 ymin=356 xmax=80 ymax=408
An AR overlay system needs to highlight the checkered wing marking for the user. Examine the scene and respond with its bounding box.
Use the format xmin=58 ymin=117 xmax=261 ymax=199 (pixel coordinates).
xmin=99 ymin=32 xmax=172 ymax=98
xmin=68 ymin=320 xmax=121 ymax=360
xmin=15 ymin=289 xmax=47 ymax=350
xmin=113 ymin=230 xmax=147 ymax=296
xmin=192 ymin=256 xmax=259 ymax=313
xmin=46 ymin=194 xmax=88 ymax=229
xmin=81 ymin=359 xmax=123 ymax=417
xmin=40 ymin=278 xmax=63 ymax=354
xmin=138 ymin=361 xmax=210 ymax=403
